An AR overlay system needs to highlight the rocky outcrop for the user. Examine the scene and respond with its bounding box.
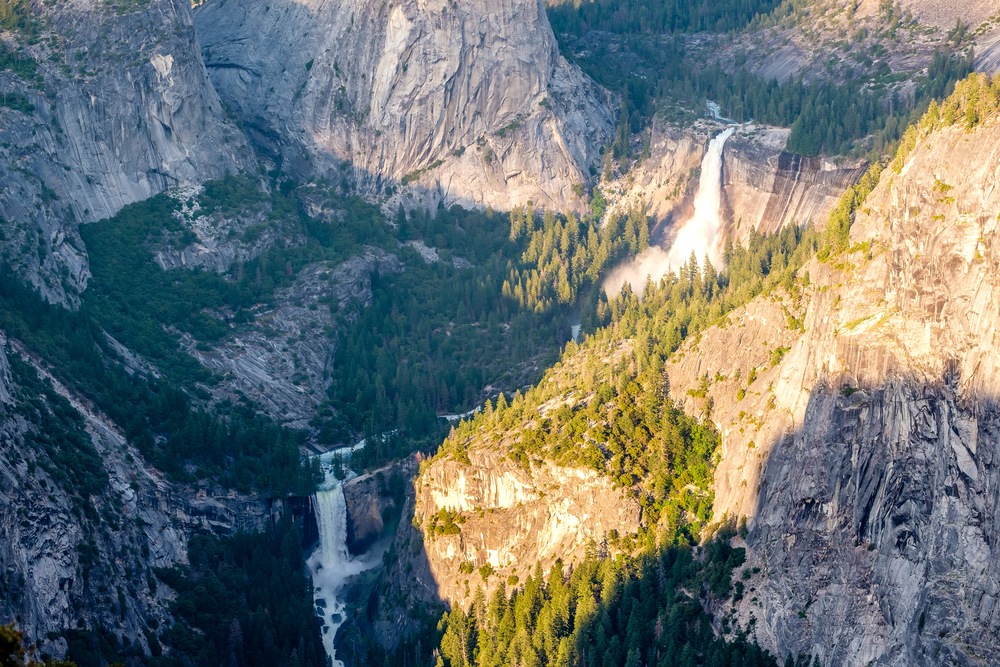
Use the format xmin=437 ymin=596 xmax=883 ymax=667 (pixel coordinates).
xmin=409 ymin=446 xmax=640 ymax=607
xmin=0 ymin=0 xmax=252 ymax=304
xmin=194 ymin=0 xmax=614 ymax=213
xmin=605 ymin=123 xmax=865 ymax=247
xmin=349 ymin=445 xmax=638 ymax=651
xmin=153 ymin=183 xmax=300 ymax=274
xmin=722 ymin=129 xmax=868 ymax=239
xmin=188 ymin=247 xmax=403 ymax=429
xmin=342 ymin=456 xmax=415 ymax=554
xmin=662 ymin=117 xmax=1000 ymax=665
xmin=601 ymin=121 xmax=706 ymax=234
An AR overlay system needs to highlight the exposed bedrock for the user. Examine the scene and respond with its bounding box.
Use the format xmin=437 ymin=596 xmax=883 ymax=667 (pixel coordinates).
xmin=0 ymin=335 xmax=275 ymax=657
xmin=0 ymin=0 xmax=252 ymax=304
xmin=606 ymin=123 xmax=866 ymax=247
xmin=662 ymin=117 xmax=1000 ymax=665
xmin=342 ymin=456 xmax=417 ymax=554
xmin=193 ymin=0 xmax=615 ymax=213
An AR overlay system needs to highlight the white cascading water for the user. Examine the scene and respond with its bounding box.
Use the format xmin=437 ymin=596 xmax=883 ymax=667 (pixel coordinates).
xmin=307 ymin=446 xmax=375 ymax=667
xmin=665 ymin=126 xmax=735 ymax=270
xmin=603 ymin=126 xmax=735 ymax=296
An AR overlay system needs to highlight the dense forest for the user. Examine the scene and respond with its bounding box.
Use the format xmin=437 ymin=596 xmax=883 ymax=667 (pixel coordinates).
xmin=0 ymin=267 xmax=320 ymax=494
xmin=551 ymin=0 xmax=973 ymax=163
xmin=325 ymin=195 xmax=651 ymax=470
xmin=5 ymin=351 xmax=108 ymax=503
xmin=347 ymin=528 xmax=782 ymax=667
xmin=78 ymin=178 xmax=392 ymax=387
xmin=599 ymin=41 xmax=970 ymax=164
xmin=434 ymin=530 xmax=775 ymax=667
xmin=440 ymin=218 xmax=821 ymax=535
xmin=544 ymin=0 xmax=791 ymax=36
xmin=1 ymin=162 xmax=652 ymax=482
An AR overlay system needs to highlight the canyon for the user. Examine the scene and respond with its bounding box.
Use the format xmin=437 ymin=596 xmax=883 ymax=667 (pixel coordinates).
xmin=3 ymin=0 xmax=1000 ymax=665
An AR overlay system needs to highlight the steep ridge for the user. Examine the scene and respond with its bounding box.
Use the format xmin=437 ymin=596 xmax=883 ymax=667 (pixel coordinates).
xmin=193 ymin=0 xmax=615 ymax=213
xmin=663 ymin=114 xmax=1000 ymax=664
xmin=186 ymin=246 xmax=404 ymax=429
xmin=0 ymin=333 xmax=275 ymax=656
xmin=0 ymin=0 xmax=252 ymax=304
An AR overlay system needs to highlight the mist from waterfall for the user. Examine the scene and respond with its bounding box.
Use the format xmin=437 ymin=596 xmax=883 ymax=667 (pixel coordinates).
xmin=307 ymin=446 xmax=378 ymax=667
xmin=603 ymin=127 xmax=734 ymax=297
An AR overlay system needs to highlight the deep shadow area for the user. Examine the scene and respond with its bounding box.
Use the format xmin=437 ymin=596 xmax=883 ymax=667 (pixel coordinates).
xmin=740 ymin=370 xmax=1000 ymax=666
xmin=337 ymin=510 xmax=780 ymax=667
xmin=65 ymin=516 xmax=326 ymax=667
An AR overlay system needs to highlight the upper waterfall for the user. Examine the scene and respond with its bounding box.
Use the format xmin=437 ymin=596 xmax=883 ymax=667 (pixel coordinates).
xmin=603 ymin=127 xmax=735 ymax=296
xmin=665 ymin=127 xmax=735 ymax=270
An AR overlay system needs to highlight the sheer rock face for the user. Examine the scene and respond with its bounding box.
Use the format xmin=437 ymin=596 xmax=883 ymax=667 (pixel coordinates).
xmin=0 ymin=335 xmax=274 ymax=656
xmin=194 ymin=0 xmax=614 ymax=213
xmin=342 ymin=456 xmax=416 ymax=554
xmin=663 ymin=118 xmax=1000 ymax=665
xmin=409 ymin=447 xmax=639 ymax=608
xmin=721 ymin=131 xmax=869 ymax=240
xmin=0 ymin=0 xmax=252 ymax=305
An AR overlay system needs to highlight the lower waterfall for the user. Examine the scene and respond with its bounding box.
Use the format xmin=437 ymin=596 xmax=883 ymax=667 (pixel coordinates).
xmin=307 ymin=448 xmax=375 ymax=667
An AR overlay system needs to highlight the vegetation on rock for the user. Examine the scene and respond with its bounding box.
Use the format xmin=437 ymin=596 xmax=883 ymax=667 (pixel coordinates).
xmin=441 ymin=222 xmax=818 ymax=537
xmin=64 ymin=518 xmax=324 ymax=667
xmin=0 ymin=264 xmax=319 ymax=494
xmin=432 ymin=529 xmax=773 ymax=667
xmin=551 ymin=0 xmax=973 ymax=161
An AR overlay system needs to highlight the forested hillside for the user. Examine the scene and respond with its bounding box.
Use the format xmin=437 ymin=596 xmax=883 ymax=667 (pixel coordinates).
xmin=64 ymin=518 xmax=325 ymax=667
xmin=435 ymin=531 xmax=777 ymax=667
xmin=551 ymin=0 xmax=975 ymax=163
xmin=403 ymin=66 xmax=1000 ymax=667
xmin=432 ymin=217 xmax=821 ymax=547
xmin=0 ymin=163 xmax=658 ymax=491
xmin=545 ymin=0 xmax=790 ymax=35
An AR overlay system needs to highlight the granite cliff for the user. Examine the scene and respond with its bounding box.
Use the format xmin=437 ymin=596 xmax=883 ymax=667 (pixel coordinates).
xmin=410 ymin=446 xmax=639 ymax=605
xmin=193 ymin=0 xmax=615 ymax=213
xmin=661 ymin=113 xmax=1000 ymax=665
xmin=0 ymin=0 xmax=252 ymax=305
xmin=346 ymin=444 xmax=641 ymax=651
xmin=604 ymin=122 xmax=867 ymax=249
xmin=0 ymin=333 xmax=275 ymax=656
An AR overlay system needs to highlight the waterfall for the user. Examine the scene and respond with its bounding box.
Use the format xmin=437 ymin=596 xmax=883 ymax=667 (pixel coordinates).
xmin=308 ymin=446 xmax=375 ymax=667
xmin=603 ymin=127 xmax=735 ymax=297
xmin=665 ymin=126 xmax=734 ymax=270
xmin=314 ymin=486 xmax=350 ymax=570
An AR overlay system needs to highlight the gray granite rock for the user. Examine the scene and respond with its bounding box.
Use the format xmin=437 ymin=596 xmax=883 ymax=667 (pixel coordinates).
xmin=0 ymin=0 xmax=253 ymax=304
xmin=194 ymin=0 xmax=614 ymax=213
